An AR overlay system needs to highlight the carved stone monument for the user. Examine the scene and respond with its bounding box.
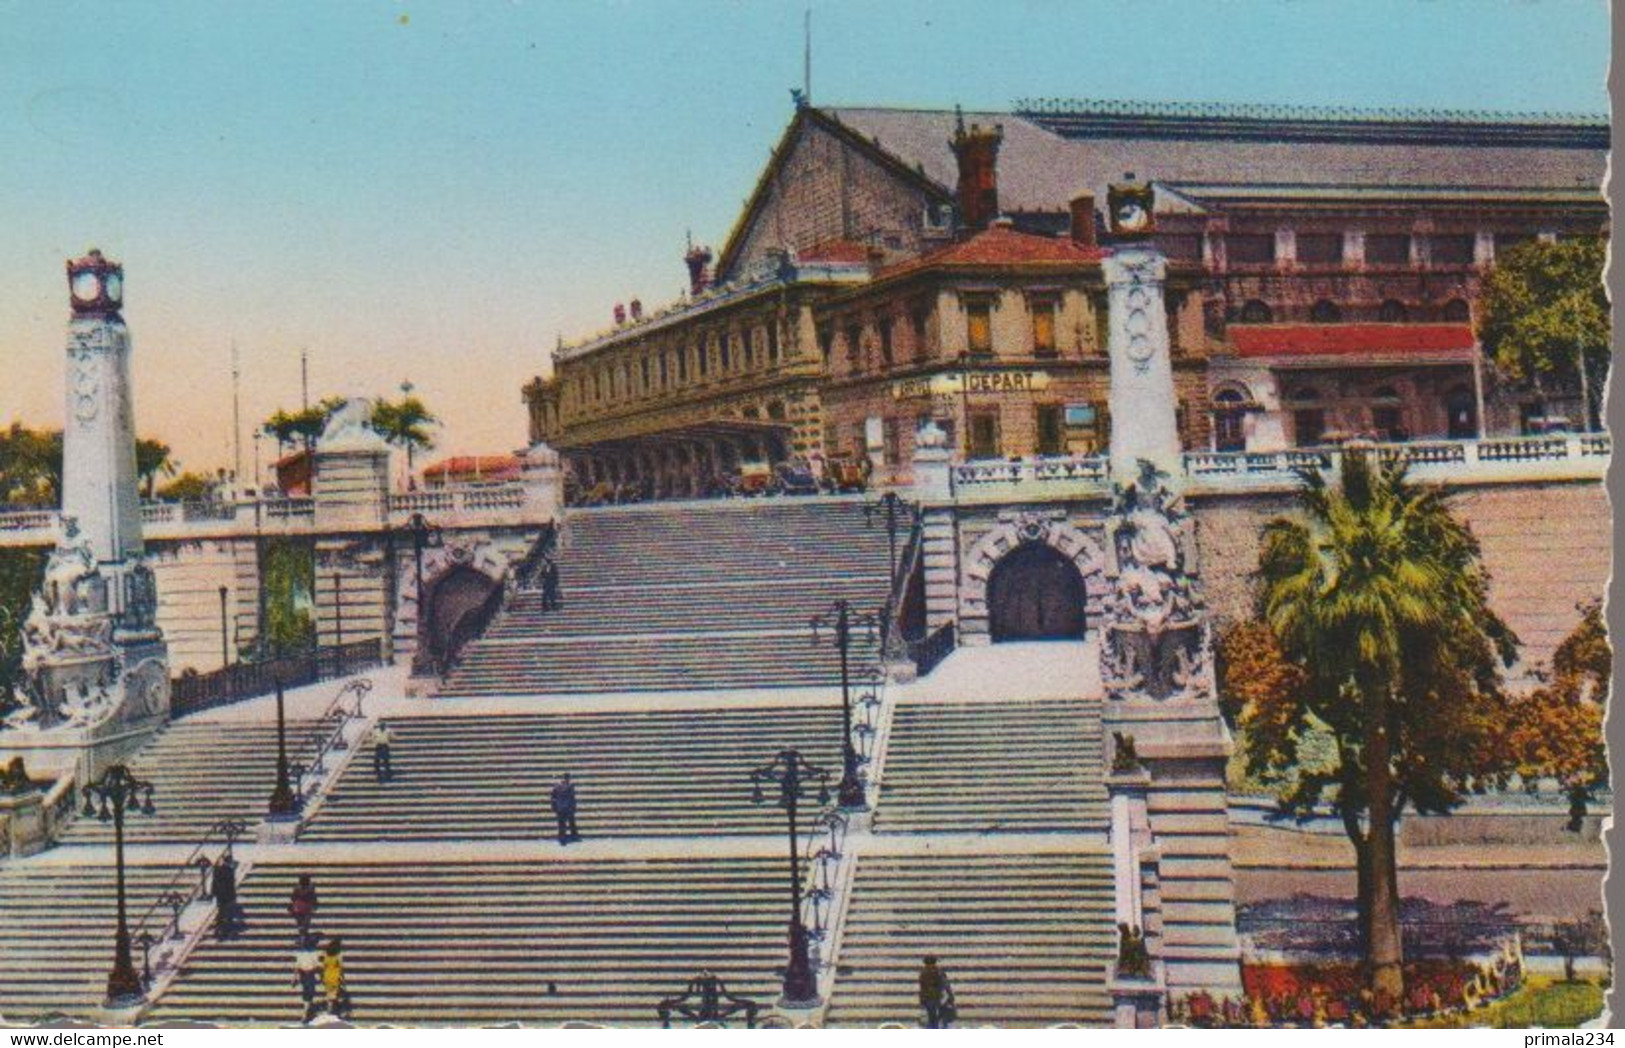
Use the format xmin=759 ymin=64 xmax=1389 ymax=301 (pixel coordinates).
xmin=1 ymin=250 xmax=170 ymax=780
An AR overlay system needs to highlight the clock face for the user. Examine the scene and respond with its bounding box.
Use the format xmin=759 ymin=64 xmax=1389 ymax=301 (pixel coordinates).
xmin=71 ymin=270 xmax=101 ymax=302
xmin=1115 ymin=202 xmax=1149 ymax=232
xmin=104 ymin=272 xmax=122 ymax=303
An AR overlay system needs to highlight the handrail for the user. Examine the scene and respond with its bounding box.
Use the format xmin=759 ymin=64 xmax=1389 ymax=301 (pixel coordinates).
xmin=295 ymin=678 xmax=374 ymax=797
xmin=130 ymin=817 xmax=249 ymax=952
xmin=882 ymin=513 xmax=926 ymax=659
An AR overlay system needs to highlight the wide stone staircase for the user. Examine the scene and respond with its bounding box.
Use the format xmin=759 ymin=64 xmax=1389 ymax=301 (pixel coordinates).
xmin=0 ymin=862 xmax=180 ymax=1023
xmin=301 ymin=706 xmax=845 ymax=841
xmin=438 ymin=499 xmax=892 ymax=695
xmin=824 ymin=849 xmax=1117 ymax=1028
xmin=59 ymin=717 xmax=322 ymax=845
xmin=149 ymin=857 xmax=791 ymax=1026
xmin=874 ymin=699 xmax=1108 ymax=835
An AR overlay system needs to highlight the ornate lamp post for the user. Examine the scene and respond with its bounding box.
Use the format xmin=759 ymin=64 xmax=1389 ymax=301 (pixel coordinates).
xmin=750 ymin=749 xmax=830 ymax=1009
xmin=268 ymin=679 xmax=299 ymax=817
xmin=811 ymin=601 xmax=879 ymax=811
xmin=217 ymin=585 xmax=230 ymax=669
xmin=399 ymin=511 xmax=442 ymax=673
xmin=81 ymin=765 xmax=156 ymax=1009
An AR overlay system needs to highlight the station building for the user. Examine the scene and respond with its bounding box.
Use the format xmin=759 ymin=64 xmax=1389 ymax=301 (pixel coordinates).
xmin=524 ymin=99 xmax=1607 ymax=496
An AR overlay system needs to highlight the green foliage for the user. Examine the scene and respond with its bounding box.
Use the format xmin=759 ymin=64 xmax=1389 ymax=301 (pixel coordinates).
xmin=0 ymin=548 xmax=45 ymax=708
xmin=135 ymin=438 xmax=174 ymax=498
xmin=262 ymin=407 xmax=330 ymax=452
xmin=370 ymin=395 xmax=438 ymax=459
xmin=260 ymin=538 xmax=315 ymax=655
xmin=1404 ymin=976 xmax=1605 ymax=1029
xmin=0 ymin=424 xmax=62 ymax=506
xmin=156 ymin=471 xmax=216 ymax=501
xmin=1478 ymin=238 xmax=1609 ymax=397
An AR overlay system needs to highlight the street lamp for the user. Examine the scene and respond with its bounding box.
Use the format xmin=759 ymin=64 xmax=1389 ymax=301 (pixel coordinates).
xmin=400 ymin=512 xmax=442 ymax=674
xmin=811 ymin=601 xmax=879 ymax=811
xmin=268 ymin=679 xmax=299 ymax=817
xmin=81 ymin=765 xmax=156 ymax=1009
xmin=217 ymin=585 xmax=230 ymax=669
xmin=750 ymin=748 xmax=830 ymax=1010
xmin=863 ymin=492 xmax=916 ymax=586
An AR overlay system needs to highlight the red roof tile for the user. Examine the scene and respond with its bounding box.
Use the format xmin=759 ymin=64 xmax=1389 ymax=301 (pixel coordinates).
xmin=1229 ymin=323 xmax=1476 ymax=358
xmin=876 ymin=223 xmax=1104 ymax=284
xmin=423 ymin=454 xmax=521 ymax=478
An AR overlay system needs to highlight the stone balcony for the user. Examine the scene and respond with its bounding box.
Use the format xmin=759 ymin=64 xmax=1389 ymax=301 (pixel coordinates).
xmin=943 ymin=433 xmax=1609 ymax=504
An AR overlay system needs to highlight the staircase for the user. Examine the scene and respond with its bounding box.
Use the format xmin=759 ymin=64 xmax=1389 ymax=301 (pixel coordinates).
xmin=148 ymin=858 xmax=792 ymax=1026
xmin=824 ymin=849 xmax=1117 ymax=1028
xmin=875 ymin=700 xmax=1108 ymax=835
xmin=438 ymin=499 xmax=892 ymax=696
xmin=0 ymin=862 xmax=179 ymax=1023
xmin=59 ymin=717 xmax=322 ymax=845
xmin=301 ymin=707 xmax=845 ymax=841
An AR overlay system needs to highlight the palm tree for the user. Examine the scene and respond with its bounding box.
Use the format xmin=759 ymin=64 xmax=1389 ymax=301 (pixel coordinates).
xmin=136 ymin=439 xmax=175 ymax=499
xmin=1256 ymin=449 xmax=1513 ymax=1008
xmin=370 ymin=395 xmax=438 ymax=484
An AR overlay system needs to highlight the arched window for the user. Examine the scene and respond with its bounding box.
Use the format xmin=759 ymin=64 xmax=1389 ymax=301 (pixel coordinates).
xmin=1238 ymin=299 xmax=1273 ymax=324
xmin=1378 ymin=300 xmax=1408 ymax=322
xmin=766 ymin=400 xmax=787 ymax=421
xmin=1442 ymin=298 xmax=1471 ymax=322
xmin=1211 ymin=386 xmax=1251 ymax=453
xmin=1310 ymin=300 xmax=1342 ymax=323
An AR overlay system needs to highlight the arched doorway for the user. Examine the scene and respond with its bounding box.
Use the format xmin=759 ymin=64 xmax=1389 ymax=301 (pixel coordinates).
xmin=419 ymin=565 xmax=502 ymax=673
xmin=987 ymin=543 xmax=1086 ymax=642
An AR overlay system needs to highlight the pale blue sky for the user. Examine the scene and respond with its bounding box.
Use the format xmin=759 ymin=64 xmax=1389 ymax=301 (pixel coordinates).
xmin=0 ymin=0 xmax=1610 ymax=474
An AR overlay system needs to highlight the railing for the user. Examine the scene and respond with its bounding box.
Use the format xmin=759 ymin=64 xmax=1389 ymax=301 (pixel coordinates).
xmin=510 ymin=521 xmax=560 ymax=592
xmin=0 ymin=508 xmax=56 ymax=532
xmin=263 ymin=497 xmax=315 ymax=520
xmin=129 ymin=817 xmax=250 ymax=984
xmin=387 ymin=483 xmax=526 ymax=516
xmin=881 ymin=513 xmax=925 ymax=660
xmin=140 ymin=500 xmax=238 ymax=526
xmin=170 ymin=639 xmax=385 ymax=719
xmin=909 ymin=621 xmax=956 ymax=677
xmin=1185 ymin=435 xmax=1609 ymax=481
xmin=952 ymin=455 xmax=1109 ymax=488
xmin=289 ymin=678 xmax=373 ymax=807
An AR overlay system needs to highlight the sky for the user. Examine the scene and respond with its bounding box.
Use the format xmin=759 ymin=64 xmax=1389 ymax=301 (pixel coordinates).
xmin=0 ymin=0 xmax=1611 ymax=480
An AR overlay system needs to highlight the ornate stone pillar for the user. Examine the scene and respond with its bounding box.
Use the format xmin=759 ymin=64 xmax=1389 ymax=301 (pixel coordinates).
xmin=1103 ymin=247 xmax=1182 ymax=481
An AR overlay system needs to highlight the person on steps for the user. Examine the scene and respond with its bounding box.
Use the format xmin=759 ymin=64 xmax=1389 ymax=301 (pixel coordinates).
xmin=213 ymin=852 xmax=246 ymax=940
xmin=293 ymin=933 xmax=322 ymax=1023
xmin=919 ymin=955 xmax=951 ymax=1028
xmin=541 ymin=557 xmax=562 ymax=611
xmin=370 ymin=720 xmax=395 ymax=783
xmin=322 ymin=937 xmax=352 ymax=1020
xmin=288 ymin=874 xmax=319 ymax=942
xmin=550 ymin=773 xmax=580 ymax=844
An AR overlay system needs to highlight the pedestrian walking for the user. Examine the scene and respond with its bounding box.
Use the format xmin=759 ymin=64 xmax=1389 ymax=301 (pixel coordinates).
xmin=293 ymin=934 xmax=322 ymax=1023
xmin=213 ymin=852 xmax=246 ymax=940
xmin=288 ymin=874 xmax=319 ymax=942
xmin=322 ymin=937 xmax=352 ymax=1020
xmin=541 ymin=556 xmax=562 ymax=611
xmin=550 ymin=773 xmax=580 ymax=844
xmin=370 ymin=720 xmax=395 ymax=783
xmin=919 ymin=955 xmax=950 ymax=1028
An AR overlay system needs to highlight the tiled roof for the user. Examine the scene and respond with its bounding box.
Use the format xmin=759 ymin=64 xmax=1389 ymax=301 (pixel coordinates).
xmin=1229 ymin=323 xmax=1476 ymax=358
xmin=819 ymin=105 xmax=1606 ymax=213
xmin=872 ymin=223 xmax=1103 ymax=286
xmin=423 ymin=455 xmax=521 ymax=478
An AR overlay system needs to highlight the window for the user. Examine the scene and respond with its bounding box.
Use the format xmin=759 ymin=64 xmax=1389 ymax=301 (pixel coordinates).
xmin=1212 ymin=388 xmax=1248 ymax=453
xmin=767 ymin=322 xmax=780 ymax=362
xmin=1365 ymin=234 xmax=1412 ymax=266
xmin=1035 ymin=405 xmax=1064 ymax=456
xmin=1296 ymin=232 xmax=1343 ymax=265
xmin=1158 ymin=234 xmax=1202 ymax=261
xmin=878 ymin=317 xmax=894 ymax=367
xmin=1371 ymin=387 xmax=1404 ymax=441
xmin=845 ymin=324 xmax=863 ymax=371
xmin=1430 ymin=234 xmax=1474 ymax=265
xmin=910 ymin=305 xmax=930 ymax=359
xmin=968 ymin=410 xmax=999 ymax=459
xmin=1310 ymin=300 xmax=1342 ymax=323
xmin=640 ymin=358 xmax=651 ymax=394
xmin=1294 ymin=408 xmax=1326 ymax=447
xmin=1442 ymin=299 xmax=1471 ymax=323
xmin=1238 ymin=300 xmax=1274 ymax=324
xmin=1226 ymin=233 xmax=1276 ymax=265
xmin=965 ymin=298 xmax=993 ymax=357
xmin=1378 ymin=300 xmax=1409 ymax=323
xmin=1446 ymin=385 xmax=1477 ymax=438
xmin=1031 ymin=298 xmax=1057 ymax=357
xmin=698 ymin=338 xmax=711 ymax=377
xmin=817 ymin=325 xmax=833 ymax=365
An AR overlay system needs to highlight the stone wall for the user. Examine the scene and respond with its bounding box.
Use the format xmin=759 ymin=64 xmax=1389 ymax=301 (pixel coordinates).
xmin=1191 ymin=478 xmax=1609 ymax=671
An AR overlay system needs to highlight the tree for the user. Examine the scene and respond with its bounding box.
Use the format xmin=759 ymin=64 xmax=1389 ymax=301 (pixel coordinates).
xmin=1551 ymin=910 xmax=1609 ymax=983
xmin=136 ymin=438 xmax=174 ymax=499
xmin=1252 ymin=450 xmax=1517 ymax=1008
xmin=1477 ymin=237 xmax=1609 ymax=428
xmin=262 ymin=406 xmax=330 ymax=455
xmin=0 ymin=425 xmax=62 ymax=506
xmin=1503 ymin=602 xmax=1608 ymax=831
xmin=157 ymin=471 xmax=216 ymax=501
xmin=0 ymin=548 xmax=46 ymax=710
xmin=370 ymin=395 xmax=438 ymax=477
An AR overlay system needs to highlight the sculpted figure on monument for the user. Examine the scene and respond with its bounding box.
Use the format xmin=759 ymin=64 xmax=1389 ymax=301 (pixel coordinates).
xmin=1105 ymin=460 xmax=1206 ymax=700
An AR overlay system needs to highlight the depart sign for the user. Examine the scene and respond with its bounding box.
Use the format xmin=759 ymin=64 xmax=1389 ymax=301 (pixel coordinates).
xmin=892 ymin=370 xmax=1051 ymax=400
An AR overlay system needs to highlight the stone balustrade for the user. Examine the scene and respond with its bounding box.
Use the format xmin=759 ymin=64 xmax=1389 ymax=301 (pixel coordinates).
xmin=0 ymin=482 xmax=539 ymax=548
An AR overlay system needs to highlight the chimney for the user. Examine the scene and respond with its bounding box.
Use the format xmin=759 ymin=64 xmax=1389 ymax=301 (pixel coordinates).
xmin=613 ymin=303 xmax=626 ymax=326
xmin=684 ymin=242 xmax=714 ymax=296
xmin=948 ymin=107 xmax=1003 ymax=234
xmin=630 ymin=298 xmax=643 ymax=322
xmin=1069 ymin=193 xmax=1097 ymax=247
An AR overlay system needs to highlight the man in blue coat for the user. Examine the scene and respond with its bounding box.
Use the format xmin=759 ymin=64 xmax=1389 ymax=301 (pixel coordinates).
xmin=550 ymin=773 xmax=580 ymax=844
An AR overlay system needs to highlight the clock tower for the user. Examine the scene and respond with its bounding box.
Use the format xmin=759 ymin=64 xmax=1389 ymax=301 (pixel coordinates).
xmin=63 ymin=249 xmax=144 ymax=571
xmin=1102 ymin=185 xmax=1181 ymax=481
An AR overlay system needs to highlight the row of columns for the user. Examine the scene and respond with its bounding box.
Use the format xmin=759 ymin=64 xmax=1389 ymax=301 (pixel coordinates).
xmin=570 ymin=434 xmax=789 ymax=501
